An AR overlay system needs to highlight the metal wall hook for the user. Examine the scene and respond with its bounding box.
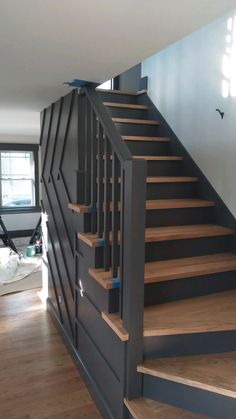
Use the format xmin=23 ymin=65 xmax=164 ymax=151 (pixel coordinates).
xmin=216 ymin=108 xmax=224 ymax=119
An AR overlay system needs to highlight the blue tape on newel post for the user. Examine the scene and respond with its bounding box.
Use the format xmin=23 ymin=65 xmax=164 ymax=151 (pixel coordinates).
xmin=112 ymin=278 xmax=121 ymax=289
xmin=87 ymin=206 xmax=93 ymax=214
xmin=98 ymin=239 xmax=105 ymax=247
xmin=64 ymin=79 xmax=100 ymax=88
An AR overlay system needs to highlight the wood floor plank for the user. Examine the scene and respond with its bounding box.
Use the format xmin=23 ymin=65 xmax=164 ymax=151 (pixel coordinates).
xmin=124 ymin=397 xmax=210 ymax=419
xmin=138 ymin=352 xmax=236 ymax=398
xmin=0 ymin=290 xmax=101 ymax=418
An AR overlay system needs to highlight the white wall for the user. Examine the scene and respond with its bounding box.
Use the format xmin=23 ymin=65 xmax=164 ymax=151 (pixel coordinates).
xmin=1 ymin=212 xmax=40 ymax=232
xmin=142 ymin=10 xmax=236 ymax=218
xmin=0 ymin=134 xmax=39 ymax=144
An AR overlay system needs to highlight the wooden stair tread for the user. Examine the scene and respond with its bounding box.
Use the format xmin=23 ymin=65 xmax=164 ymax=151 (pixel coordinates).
xmin=144 ymin=252 xmax=236 ymax=284
xmin=133 ymin=155 xmax=183 ymax=161
xmin=79 ymin=224 xmax=233 ymax=247
xmin=112 ymin=117 xmax=160 ymax=125
xmin=143 ymin=289 xmax=236 ymax=337
xmin=104 ymin=290 xmax=236 ymax=340
xmin=101 ymin=176 xmax=198 ymax=184
xmin=100 ymin=155 xmax=183 ymax=161
xmin=101 ymin=312 xmax=129 ymax=341
xmin=68 ymin=202 xmax=89 ymax=213
xmin=137 ymin=352 xmax=236 ymax=398
xmin=122 ymin=135 xmax=170 ymax=142
xmin=146 ymin=176 xmax=198 ymax=183
xmin=69 ymin=199 xmax=215 ymax=214
xmin=124 ymin=397 xmax=210 ymax=419
xmin=89 ymin=253 xmax=236 ymax=289
xmin=145 ymin=224 xmax=234 ymax=242
xmin=97 ymin=88 xmax=146 ymax=95
xmin=103 ymin=102 xmax=148 ymax=110
xmin=146 ymin=199 xmax=215 ymax=210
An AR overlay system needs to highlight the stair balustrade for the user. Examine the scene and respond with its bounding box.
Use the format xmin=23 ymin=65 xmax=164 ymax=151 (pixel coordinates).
xmin=77 ymin=85 xmax=147 ymax=397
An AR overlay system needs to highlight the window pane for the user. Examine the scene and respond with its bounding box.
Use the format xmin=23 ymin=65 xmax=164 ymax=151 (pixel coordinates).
xmin=1 ymin=151 xmax=33 ymax=179
xmin=0 ymin=150 xmax=36 ymax=207
xmin=2 ymin=179 xmax=34 ymax=206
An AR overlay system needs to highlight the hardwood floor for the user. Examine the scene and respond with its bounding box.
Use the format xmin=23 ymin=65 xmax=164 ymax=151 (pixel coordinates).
xmin=0 ymin=290 xmax=102 ymax=419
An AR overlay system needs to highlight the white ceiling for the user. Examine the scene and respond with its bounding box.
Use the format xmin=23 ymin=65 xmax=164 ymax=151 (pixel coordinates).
xmin=0 ymin=0 xmax=235 ymax=140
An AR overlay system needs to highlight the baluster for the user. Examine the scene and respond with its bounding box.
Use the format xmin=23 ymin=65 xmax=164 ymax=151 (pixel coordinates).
xmin=119 ymin=166 xmax=124 ymax=318
xmin=90 ymin=111 xmax=97 ymax=233
xmin=84 ymin=97 xmax=91 ymax=206
xmin=111 ymin=152 xmax=119 ymax=279
xmin=103 ymin=137 xmax=111 ymax=271
xmin=97 ymin=123 xmax=103 ymax=238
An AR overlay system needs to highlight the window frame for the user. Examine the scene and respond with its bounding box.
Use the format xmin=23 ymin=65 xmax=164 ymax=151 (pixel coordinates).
xmin=0 ymin=143 xmax=40 ymax=214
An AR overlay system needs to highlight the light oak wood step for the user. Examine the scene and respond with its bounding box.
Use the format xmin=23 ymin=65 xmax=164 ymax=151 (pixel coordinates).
xmin=100 ymin=155 xmax=183 ymax=161
xmin=102 ymin=289 xmax=236 ymax=340
xmin=143 ymin=288 xmax=236 ymax=337
xmin=79 ymin=224 xmax=233 ymax=247
xmin=122 ymin=135 xmax=170 ymax=142
xmin=146 ymin=176 xmax=198 ymax=183
xmin=124 ymin=397 xmax=210 ymax=419
xmin=99 ymin=176 xmax=198 ymax=184
xmin=146 ymin=199 xmax=215 ymax=210
xmin=112 ymin=117 xmax=160 ymax=125
xmin=133 ymin=155 xmax=183 ymax=161
xmin=103 ymin=102 xmax=148 ymax=110
xmin=89 ymin=253 xmax=236 ymax=288
xmin=137 ymin=352 xmax=236 ymax=398
xmin=68 ymin=199 xmax=215 ymax=214
xmin=97 ymin=88 xmax=146 ymax=95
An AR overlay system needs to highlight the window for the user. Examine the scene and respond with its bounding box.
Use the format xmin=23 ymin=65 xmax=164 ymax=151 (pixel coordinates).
xmin=0 ymin=144 xmax=39 ymax=213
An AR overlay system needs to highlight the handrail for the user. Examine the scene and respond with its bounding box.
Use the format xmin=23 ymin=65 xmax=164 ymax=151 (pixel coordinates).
xmin=81 ymin=86 xmax=132 ymax=163
xmin=77 ymin=86 xmax=147 ymax=399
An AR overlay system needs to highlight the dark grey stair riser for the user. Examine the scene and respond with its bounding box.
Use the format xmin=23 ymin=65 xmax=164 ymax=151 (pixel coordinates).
xmin=146 ymin=182 xmax=197 ymax=199
xmin=77 ymin=207 xmax=215 ymax=232
xmin=146 ymin=160 xmax=183 ymax=176
xmin=113 ymin=122 xmax=160 ymax=137
xmin=87 ymin=235 xmax=233 ymax=265
xmin=98 ymin=91 xmax=139 ymax=104
xmin=144 ymin=270 xmax=236 ymax=305
xmin=142 ymin=375 xmax=236 ymax=419
xmin=105 ymin=106 xmax=148 ymax=119
xmin=146 ymin=207 xmax=215 ymax=228
xmin=143 ymin=330 xmax=236 ymax=359
xmin=125 ymin=140 xmax=170 ymax=156
xmin=145 ymin=235 xmax=234 ymax=262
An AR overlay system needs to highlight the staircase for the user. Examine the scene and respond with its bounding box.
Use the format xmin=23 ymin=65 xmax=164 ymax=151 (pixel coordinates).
xmin=66 ymin=87 xmax=236 ymax=419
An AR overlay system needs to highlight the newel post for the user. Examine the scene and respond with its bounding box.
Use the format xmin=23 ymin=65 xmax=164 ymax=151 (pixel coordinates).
xmin=122 ymin=158 xmax=147 ymax=399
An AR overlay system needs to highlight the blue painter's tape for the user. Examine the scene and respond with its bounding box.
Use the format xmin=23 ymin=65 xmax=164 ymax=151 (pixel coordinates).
xmin=64 ymin=79 xmax=100 ymax=88
xmin=112 ymin=278 xmax=120 ymax=289
xmin=87 ymin=206 xmax=93 ymax=214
